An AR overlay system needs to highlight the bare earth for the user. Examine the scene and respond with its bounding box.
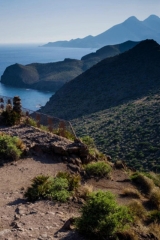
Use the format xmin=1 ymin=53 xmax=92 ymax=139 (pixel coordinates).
xmin=0 ymin=125 xmax=145 ymax=240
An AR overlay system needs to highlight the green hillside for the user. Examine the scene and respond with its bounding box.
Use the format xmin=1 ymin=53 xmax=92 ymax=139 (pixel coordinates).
xmin=72 ymin=92 xmax=160 ymax=171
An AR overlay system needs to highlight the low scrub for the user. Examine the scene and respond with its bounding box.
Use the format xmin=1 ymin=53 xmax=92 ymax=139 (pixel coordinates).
xmin=130 ymin=172 xmax=155 ymax=195
xmin=84 ymin=161 xmax=111 ymax=177
xmin=148 ymin=210 xmax=160 ymax=223
xmin=76 ymin=183 xmax=93 ymax=200
xmin=75 ymin=190 xmax=132 ymax=239
xmin=149 ymin=187 xmax=160 ymax=210
xmin=26 ymin=117 xmax=75 ymax=140
xmin=121 ymin=188 xmax=141 ymax=199
xmin=81 ymin=136 xmax=105 ymax=159
xmin=0 ymin=133 xmax=25 ymax=160
xmin=25 ymin=172 xmax=81 ymax=202
xmin=128 ymin=200 xmax=147 ymax=221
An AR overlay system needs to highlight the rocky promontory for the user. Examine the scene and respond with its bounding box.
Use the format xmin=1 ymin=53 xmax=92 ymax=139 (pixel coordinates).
xmin=1 ymin=41 xmax=138 ymax=91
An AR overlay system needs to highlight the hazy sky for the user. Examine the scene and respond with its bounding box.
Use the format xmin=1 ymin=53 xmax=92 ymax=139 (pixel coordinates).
xmin=0 ymin=0 xmax=160 ymax=44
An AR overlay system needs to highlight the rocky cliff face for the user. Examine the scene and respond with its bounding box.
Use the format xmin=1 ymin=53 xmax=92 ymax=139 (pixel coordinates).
xmin=1 ymin=41 xmax=138 ymax=91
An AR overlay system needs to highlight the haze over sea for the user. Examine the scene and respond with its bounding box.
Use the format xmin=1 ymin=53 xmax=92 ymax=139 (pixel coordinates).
xmin=0 ymin=44 xmax=95 ymax=111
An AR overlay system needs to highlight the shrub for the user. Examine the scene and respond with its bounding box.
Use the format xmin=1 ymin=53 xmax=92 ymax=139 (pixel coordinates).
xmin=24 ymin=175 xmax=50 ymax=201
xmin=56 ymin=171 xmax=81 ymax=191
xmin=46 ymin=177 xmax=70 ymax=202
xmin=25 ymin=172 xmax=81 ymax=202
xmin=75 ymin=190 xmax=132 ymax=239
xmin=130 ymin=172 xmax=155 ymax=195
xmin=0 ymin=133 xmax=24 ymax=160
xmin=121 ymin=188 xmax=141 ymax=199
xmin=128 ymin=200 xmax=147 ymax=221
xmin=143 ymin=172 xmax=160 ymax=187
xmin=148 ymin=210 xmax=160 ymax=223
xmin=85 ymin=161 xmax=111 ymax=177
xmin=25 ymin=175 xmax=70 ymax=202
xmin=81 ymin=136 xmax=102 ymax=158
xmin=149 ymin=187 xmax=160 ymax=210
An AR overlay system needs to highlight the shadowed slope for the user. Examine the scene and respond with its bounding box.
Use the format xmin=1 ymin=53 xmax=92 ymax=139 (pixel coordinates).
xmin=41 ymin=40 xmax=160 ymax=119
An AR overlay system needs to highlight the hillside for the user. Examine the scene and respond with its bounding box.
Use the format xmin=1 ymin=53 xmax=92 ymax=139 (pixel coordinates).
xmin=43 ymin=15 xmax=160 ymax=48
xmin=40 ymin=40 xmax=160 ymax=119
xmin=40 ymin=40 xmax=160 ymax=171
xmin=72 ymin=92 xmax=160 ymax=171
xmin=0 ymin=123 xmax=160 ymax=239
xmin=1 ymin=41 xmax=138 ymax=91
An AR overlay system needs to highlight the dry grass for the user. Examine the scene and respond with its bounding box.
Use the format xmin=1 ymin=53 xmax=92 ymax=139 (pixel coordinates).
xmin=116 ymin=229 xmax=138 ymax=240
xmin=128 ymin=200 xmax=147 ymax=221
xmin=149 ymin=187 xmax=160 ymax=210
xmin=121 ymin=188 xmax=141 ymax=199
xmin=131 ymin=173 xmax=155 ymax=195
xmin=148 ymin=223 xmax=160 ymax=239
xmin=76 ymin=183 xmax=93 ymax=200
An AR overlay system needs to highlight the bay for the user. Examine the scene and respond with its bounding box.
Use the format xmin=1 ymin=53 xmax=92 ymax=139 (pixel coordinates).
xmin=0 ymin=44 xmax=95 ymax=111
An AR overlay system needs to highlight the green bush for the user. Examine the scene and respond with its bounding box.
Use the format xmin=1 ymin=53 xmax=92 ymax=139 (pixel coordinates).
xmin=85 ymin=161 xmax=111 ymax=177
xmin=25 ymin=172 xmax=81 ymax=202
xmin=0 ymin=133 xmax=24 ymax=160
xmin=56 ymin=171 xmax=81 ymax=191
xmin=75 ymin=190 xmax=132 ymax=239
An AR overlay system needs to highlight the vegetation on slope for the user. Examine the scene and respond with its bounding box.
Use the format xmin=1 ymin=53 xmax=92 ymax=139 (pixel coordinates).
xmin=40 ymin=40 xmax=160 ymax=120
xmin=72 ymin=92 xmax=160 ymax=171
xmin=0 ymin=133 xmax=25 ymax=161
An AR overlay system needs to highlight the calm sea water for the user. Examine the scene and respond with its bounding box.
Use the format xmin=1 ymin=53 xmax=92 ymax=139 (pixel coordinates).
xmin=0 ymin=44 xmax=95 ymax=110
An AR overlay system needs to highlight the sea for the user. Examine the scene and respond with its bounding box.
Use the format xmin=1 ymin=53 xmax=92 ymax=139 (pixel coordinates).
xmin=0 ymin=44 xmax=95 ymax=111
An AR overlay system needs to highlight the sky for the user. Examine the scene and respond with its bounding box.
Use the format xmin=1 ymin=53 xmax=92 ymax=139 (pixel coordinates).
xmin=0 ymin=0 xmax=160 ymax=44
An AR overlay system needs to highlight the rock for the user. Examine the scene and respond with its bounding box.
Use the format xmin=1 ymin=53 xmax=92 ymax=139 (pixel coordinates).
xmin=67 ymin=164 xmax=80 ymax=173
xmin=61 ymin=218 xmax=74 ymax=230
xmin=74 ymin=158 xmax=82 ymax=166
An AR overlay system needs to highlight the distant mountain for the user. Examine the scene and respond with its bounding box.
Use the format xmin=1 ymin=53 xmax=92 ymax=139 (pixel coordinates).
xmin=40 ymin=40 xmax=160 ymax=120
xmin=1 ymin=41 xmax=138 ymax=91
xmin=43 ymin=15 xmax=160 ymax=48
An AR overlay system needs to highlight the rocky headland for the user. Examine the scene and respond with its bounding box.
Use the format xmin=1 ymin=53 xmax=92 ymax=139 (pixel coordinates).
xmin=1 ymin=41 xmax=138 ymax=91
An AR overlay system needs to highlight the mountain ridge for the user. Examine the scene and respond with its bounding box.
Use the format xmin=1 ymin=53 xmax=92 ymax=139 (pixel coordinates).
xmin=43 ymin=15 xmax=160 ymax=48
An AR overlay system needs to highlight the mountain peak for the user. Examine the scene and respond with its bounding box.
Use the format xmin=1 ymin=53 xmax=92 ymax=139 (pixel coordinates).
xmin=124 ymin=16 xmax=139 ymax=23
xmin=144 ymin=14 xmax=159 ymax=21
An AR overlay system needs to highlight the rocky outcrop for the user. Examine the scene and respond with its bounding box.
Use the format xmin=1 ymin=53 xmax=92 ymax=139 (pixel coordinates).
xmin=0 ymin=124 xmax=94 ymax=170
xmin=1 ymin=41 xmax=138 ymax=91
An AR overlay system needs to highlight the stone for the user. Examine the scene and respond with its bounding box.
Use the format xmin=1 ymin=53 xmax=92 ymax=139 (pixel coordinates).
xmin=61 ymin=218 xmax=74 ymax=230
xmin=67 ymin=164 xmax=80 ymax=173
